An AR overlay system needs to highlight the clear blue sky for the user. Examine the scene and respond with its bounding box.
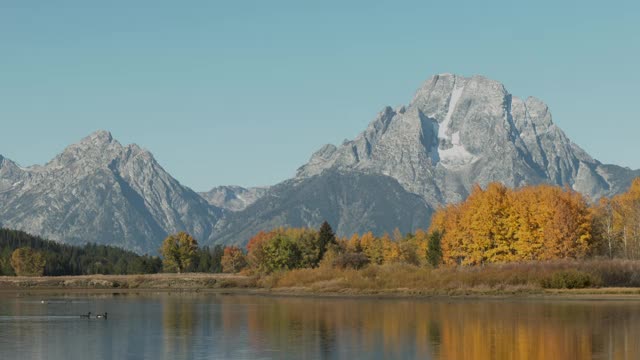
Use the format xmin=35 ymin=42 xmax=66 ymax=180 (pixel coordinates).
xmin=1 ymin=1 xmax=638 ymax=191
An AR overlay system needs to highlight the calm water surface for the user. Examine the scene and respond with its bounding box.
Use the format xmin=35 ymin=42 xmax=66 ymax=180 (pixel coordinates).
xmin=0 ymin=292 xmax=638 ymax=359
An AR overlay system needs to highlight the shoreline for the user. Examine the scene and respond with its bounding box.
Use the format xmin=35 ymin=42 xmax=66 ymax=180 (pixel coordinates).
xmin=2 ymin=274 xmax=640 ymax=301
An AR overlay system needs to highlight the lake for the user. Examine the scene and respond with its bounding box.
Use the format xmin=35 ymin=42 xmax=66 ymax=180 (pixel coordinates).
xmin=0 ymin=292 xmax=638 ymax=359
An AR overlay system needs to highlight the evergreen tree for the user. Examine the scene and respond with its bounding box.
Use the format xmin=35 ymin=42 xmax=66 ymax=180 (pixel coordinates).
xmin=210 ymin=245 xmax=224 ymax=273
xmin=427 ymin=231 xmax=443 ymax=267
xmin=318 ymin=221 xmax=337 ymax=260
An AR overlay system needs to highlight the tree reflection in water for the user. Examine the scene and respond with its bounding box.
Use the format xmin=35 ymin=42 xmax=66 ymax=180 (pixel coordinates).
xmin=212 ymin=296 xmax=640 ymax=359
xmin=162 ymin=294 xmax=197 ymax=358
xmin=2 ymin=294 xmax=639 ymax=359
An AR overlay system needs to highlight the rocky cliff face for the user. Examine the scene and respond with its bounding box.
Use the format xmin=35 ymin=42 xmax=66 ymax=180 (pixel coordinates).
xmin=0 ymin=131 xmax=222 ymax=253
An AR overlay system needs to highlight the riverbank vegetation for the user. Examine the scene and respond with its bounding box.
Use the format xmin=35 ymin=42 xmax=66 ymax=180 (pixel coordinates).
xmin=0 ymin=273 xmax=255 ymax=290
xmin=224 ymin=179 xmax=640 ymax=292
xmin=3 ymin=260 xmax=640 ymax=295
xmin=3 ymin=179 xmax=640 ymax=295
xmin=262 ymin=260 xmax=640 ymax=294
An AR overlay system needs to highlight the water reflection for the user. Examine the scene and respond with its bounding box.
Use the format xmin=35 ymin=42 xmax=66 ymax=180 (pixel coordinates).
xmin=221 ymin=296 xmax=640 ymax=359
xmin=0 ymin=293 xmax=639 ymax=359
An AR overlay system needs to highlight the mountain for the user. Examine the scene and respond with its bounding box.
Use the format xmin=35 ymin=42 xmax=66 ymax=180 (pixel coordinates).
xmin=211 ymin=74 xmax=640 ymax=244
xmin=2 ymin=74 xmax=639 ymax=251
xmin=0 ymin=131 xmax=222 ymax=254
xmin=296 ymin=74 xmax=638 ymax=205
xmin=199 ymin=186 xmax=268 ymax=211
xmin=211 ymin=171 xmax=432 ymax=245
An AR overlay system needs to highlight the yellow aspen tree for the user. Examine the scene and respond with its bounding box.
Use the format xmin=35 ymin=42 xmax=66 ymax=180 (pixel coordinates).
xmin=382 ymin=233 xmax=401 ymax=263
xmin=511 ymin=186 xmax=553 ymax=260
xmin=412 ymin=229 xmax=430 ymax=265
xmin=360 ymin=232 xmax=383 ymax=264
xmin=539 ymin=187 xmax=591 ymax=260
xmin=430 ymin=202 xmax=467 ymax=265
xmin=347 ymin=233 xmax=362 ymax=252
xmin=592 ymin=197 xmax=616 ymax=258
xmin=610 ymin=178 xmax=640 ymax=259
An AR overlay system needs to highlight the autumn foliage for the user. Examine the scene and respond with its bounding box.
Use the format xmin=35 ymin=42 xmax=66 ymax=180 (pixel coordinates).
xmin=592 ymin=178 xmax=640 ymax=259
xmin=10 ymin=247 xmax=46 ymax=276
xmin=344 ymin=230 xmax=431 ymax=267
xmin=244 ymin=223 xmax=338 ymax=274
xmin=221 ymin=246 xmax=247 ymax=273
xmin=160 ymin=232 xmax=199 ymax=273
xmin=225 ymin=178 xmax=640 ymax=274
xmin=429 ymin=183 xmax=592 ymax=265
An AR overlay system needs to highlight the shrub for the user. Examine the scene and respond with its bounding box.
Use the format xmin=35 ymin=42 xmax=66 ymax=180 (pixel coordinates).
xmin=10 ymin=247 xmax=46 ymax=276
xmin=541 ymin=270 xmax=601 ymax=289
xmin=580 ymin=259 xmax=640 ymax=287
xmin=333 ymin=252 xmax=370 ymax=270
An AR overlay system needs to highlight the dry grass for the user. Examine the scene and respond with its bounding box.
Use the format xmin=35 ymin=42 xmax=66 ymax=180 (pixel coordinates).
xmin=3 ymin=260 xmax=640 ymax=297
xmin=0 ymin=273 xmax=257 ymax=290
xmin=264 ymin=259 xmax=640 ymax=295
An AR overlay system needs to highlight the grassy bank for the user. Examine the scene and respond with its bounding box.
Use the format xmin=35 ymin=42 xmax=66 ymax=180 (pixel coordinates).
xmin=260 ymin=260 xmax=640 ymax=296
xmin=0 ymin=273 xmax=256 ymax=291
xmin=3 ymin=260 xmax=640 ymax=298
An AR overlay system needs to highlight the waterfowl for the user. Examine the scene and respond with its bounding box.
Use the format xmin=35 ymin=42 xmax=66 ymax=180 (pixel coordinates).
xmin=96 ymin=312 xmax=108 ymax=319
xmin=80 ymin=312 xmax=91 ymax=318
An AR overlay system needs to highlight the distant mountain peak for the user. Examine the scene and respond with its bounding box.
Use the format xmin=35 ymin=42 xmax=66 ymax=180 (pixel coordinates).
xmin=85 ymin=129 xmax=114 ymax=143
xmin=71 ymin=130 xmax=118 ymax=151
xmin=0 ymin=155 xmax=24 ymax=192
xmin=0 ymin=130 xmax=222 ymax=253
xmin=297 ymin=73 xmax=635 ymax=204
xmin=46 ymin=131 xmax=130 ymax=169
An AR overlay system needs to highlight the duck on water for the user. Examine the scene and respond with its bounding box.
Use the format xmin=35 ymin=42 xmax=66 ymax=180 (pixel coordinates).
xmin=79 ymin=312 xmax=107 ymax=319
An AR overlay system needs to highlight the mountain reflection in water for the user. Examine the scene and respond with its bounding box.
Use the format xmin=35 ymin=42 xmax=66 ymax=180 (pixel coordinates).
xmin=0 ymin=293 xmax=638 ymax=359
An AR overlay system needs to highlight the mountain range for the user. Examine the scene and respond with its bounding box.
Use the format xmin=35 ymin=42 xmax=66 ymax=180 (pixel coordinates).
xmin=2 ymin=74 xmax=638 ymax=253
xmin=0 ymin=131 xmax=221 ymax=253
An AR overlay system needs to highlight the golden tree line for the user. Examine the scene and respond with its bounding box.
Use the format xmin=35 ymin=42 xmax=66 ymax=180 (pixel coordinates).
xmin=593 ymin=178 xmax=640 ymax=259
xmin=234 ymin=178 xmax=640 ymax=272
xmin=236 ymin=223 xmax=441 ymax=273
xmin=430 ymin=183 xmax=591 ymax=265
xmin=431 ymin=178 xmax=640 ymax=265
xmin=343 ymin=229 xmax=438 ymax=267
xmin=160 ymin=178 xmax=640 ymax=273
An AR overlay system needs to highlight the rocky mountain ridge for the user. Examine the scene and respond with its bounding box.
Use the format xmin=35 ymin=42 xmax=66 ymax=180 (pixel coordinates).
xmin=0 ymin=131 xmax=222 ymax=253
xmin=296 ymin=74 xmax=634 ymax=205
xmin=199 ymin=185 xmax=268 ymax=212
xmin=2 ymin=74 xmax=639 ymax=251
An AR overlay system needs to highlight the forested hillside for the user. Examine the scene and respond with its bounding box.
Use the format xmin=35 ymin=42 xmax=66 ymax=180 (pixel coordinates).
xmin=0 ymin=228 xmax=162 ymax=276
